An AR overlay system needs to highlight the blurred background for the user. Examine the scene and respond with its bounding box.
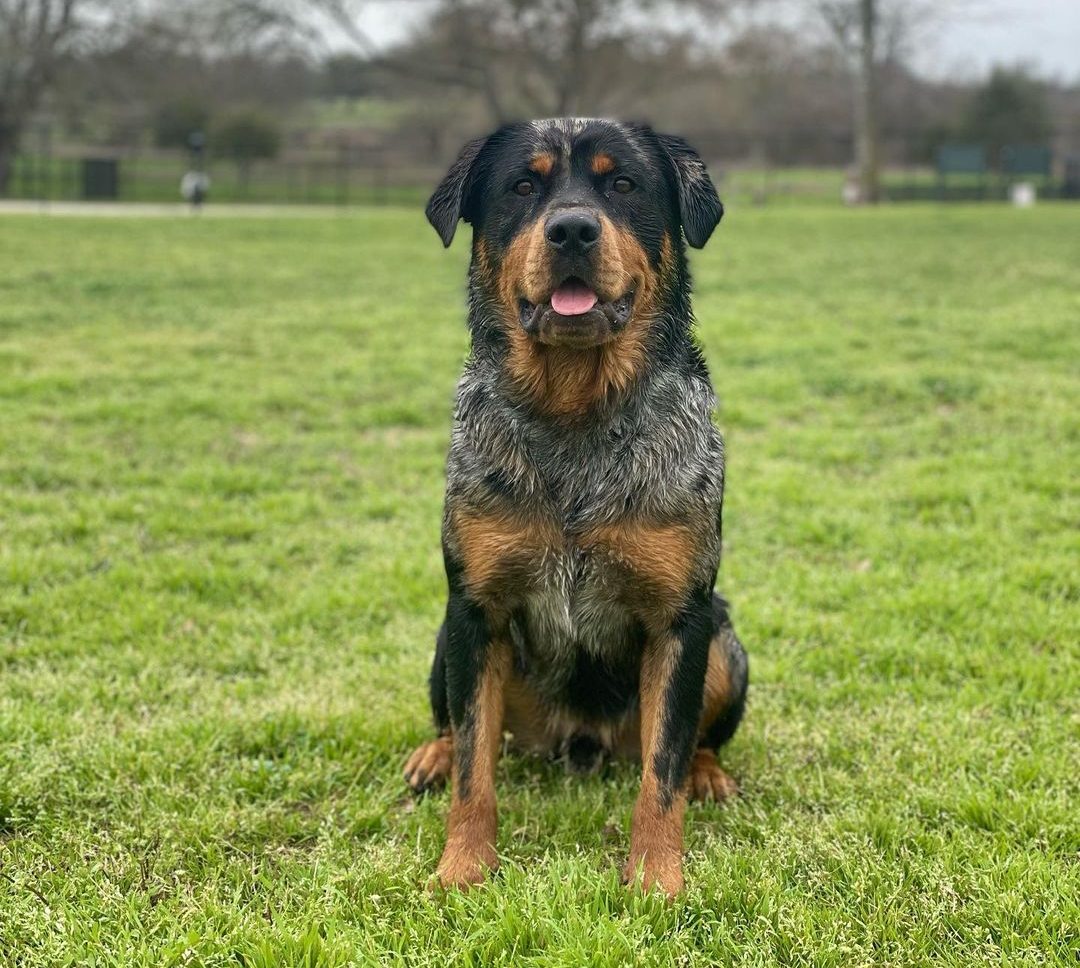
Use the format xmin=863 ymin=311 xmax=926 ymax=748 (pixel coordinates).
xmin=1 ymin=0 xmax=1077 ymax=208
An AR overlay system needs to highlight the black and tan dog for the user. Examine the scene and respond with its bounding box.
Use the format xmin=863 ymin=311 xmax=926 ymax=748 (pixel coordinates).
xmin=403 ymin=118 xmax=748 ymax=897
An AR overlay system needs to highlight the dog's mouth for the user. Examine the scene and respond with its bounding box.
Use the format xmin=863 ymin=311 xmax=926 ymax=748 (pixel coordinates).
xmin=518 ymin=277 xmax=635 ymax=347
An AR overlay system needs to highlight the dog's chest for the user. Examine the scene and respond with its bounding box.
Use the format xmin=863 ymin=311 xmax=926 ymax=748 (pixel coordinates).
xmin=512 ymin=511 xmax=701 ymax=672
xmin=506 ymin=537 xmax=644 ymax=715
xmin=518 ymin=540 xmax=638 ymax=660
xmin=447 ymin=368 xmax=724 ymax=684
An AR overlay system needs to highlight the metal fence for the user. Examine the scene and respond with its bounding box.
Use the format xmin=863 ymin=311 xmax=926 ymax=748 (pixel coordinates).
xmin=4 ymin=143 xmax=1079 ymax=207
xmin=3 ymin=152 xmax=437 ymax=207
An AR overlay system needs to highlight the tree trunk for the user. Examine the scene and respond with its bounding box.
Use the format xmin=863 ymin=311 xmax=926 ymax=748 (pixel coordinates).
xmin=854 ymin=0 xmax=881 ymax=203
xmin=555 ymin=0 xmax=591 ymax=116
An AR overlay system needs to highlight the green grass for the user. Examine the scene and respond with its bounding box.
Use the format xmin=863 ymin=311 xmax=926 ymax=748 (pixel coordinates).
xmin=0 ymin=205 xmax=1077 ymax=966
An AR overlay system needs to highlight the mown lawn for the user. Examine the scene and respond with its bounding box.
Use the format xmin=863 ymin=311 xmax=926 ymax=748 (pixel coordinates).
xmin=0 ymin=205 xmax=1077 ymax=966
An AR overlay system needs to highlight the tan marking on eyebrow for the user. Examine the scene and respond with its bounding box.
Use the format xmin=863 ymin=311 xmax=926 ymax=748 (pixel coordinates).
xmin=529 ymin=153 xmax=555 ymax=177
xmin=591 ymin=152 xmax=616 ymax=176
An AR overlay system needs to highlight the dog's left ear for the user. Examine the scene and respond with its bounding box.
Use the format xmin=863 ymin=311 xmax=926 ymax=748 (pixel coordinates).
xmin=657 ymin=134 xmax=723 ymax=249
xmin=426 ymin=134 xmax=490 ymax=247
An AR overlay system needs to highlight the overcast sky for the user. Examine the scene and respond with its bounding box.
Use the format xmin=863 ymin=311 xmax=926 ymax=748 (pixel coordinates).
xmin=347 ymin=0 xmax=1080 ymax=83
xmin=920 ymin=0 xmax=1080 ymax=82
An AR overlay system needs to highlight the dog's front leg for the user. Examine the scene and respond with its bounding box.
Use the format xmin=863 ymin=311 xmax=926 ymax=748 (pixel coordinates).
xmin=436 ymin=590 xmax=510 ymax=889
xmin=625 ymin=587 xmax=713 ymax=896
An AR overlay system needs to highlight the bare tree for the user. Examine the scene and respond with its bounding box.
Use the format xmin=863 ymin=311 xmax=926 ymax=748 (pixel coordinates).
xmin=0 ymin=1 xmax=128 ymax=193
xmin=164 ymin=0 xmax=330 ymax=58
xmin=817 ymin=0 xmax=884 ymax=201
xmin=234 ymin=0 xmax=752 ymax=126
xmin=816 ymin=0 xmax=981 ymax=202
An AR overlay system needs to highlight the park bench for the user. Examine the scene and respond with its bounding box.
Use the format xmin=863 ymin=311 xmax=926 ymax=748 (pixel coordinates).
xmin=1001 ymin=144 xmax=1054 ymax=198
xmin=936 ymin=144 xmax=987 ymax=200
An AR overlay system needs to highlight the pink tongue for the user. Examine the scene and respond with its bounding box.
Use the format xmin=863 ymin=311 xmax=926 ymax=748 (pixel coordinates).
xmin=550 ymin=280 xmax=598 ymax=316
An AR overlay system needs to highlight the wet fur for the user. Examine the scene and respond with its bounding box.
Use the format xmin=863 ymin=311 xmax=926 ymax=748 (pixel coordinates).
xmin=410 ymin=119 xmax=749 ymax=896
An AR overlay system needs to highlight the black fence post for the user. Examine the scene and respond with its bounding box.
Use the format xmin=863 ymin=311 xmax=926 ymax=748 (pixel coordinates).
xmin=337 ymin=142 xmax=349 ymax=207
xmin=39 ymin=121 xmax=52 ymax=202
xmin=376 ymin=160 xmax=388 ymax=206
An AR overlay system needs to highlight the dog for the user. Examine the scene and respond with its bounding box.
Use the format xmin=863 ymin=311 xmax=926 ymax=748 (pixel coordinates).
xmin=402 ymin=118 xmax=748 ymax=897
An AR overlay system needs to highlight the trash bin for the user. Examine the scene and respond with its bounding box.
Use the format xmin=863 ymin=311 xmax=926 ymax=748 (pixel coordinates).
xmin=1063 ymin=158 xmax=1080 ymax=200
xmin=81 ymin=158 xmax=119 ymax=199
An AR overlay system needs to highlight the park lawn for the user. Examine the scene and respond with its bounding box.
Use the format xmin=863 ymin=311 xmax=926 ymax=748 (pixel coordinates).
xmin=0 ymin=204 xmax=1077 ymax=967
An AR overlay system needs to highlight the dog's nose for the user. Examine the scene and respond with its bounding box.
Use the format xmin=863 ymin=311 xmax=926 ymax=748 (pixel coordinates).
xmin=545 ymin=209 xmax=601 ymax=255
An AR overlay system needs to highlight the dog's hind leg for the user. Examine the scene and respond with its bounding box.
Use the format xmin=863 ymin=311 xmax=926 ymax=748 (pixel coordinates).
xmin=688 ymin=594 xmax=748 ymax=803
xmin=403 ymin=623 xmax=454 ymax=794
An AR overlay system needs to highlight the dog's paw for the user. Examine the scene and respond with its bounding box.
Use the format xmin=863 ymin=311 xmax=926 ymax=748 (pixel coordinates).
xmin=403 ymin=735 xmax=452 ymax=794
xmin=687 ymin=749 xmax=738 ymax=803
xmin=435 ymin=837 xmax=498 ymax=890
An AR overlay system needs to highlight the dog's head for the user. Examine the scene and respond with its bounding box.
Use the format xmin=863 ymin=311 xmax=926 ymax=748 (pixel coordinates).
xmin=427 ymin=119 xmax=722 ymax=350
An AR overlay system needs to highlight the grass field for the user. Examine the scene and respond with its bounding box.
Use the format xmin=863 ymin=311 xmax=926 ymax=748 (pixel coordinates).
xmin=0 ymin=205 xmax=1077 ymax=966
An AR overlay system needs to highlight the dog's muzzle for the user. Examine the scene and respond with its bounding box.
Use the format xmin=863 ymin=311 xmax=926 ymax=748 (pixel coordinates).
xmin=519 ymin=279 xmax=635 ymax=348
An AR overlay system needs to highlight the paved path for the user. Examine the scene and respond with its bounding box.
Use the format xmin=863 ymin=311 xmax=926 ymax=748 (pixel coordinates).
xmin=0 ymin=200 xmax=371 ymax=218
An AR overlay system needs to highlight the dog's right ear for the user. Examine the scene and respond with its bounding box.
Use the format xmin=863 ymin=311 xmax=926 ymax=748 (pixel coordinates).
xmin=426 ymin=134 xmax=490 ymax=248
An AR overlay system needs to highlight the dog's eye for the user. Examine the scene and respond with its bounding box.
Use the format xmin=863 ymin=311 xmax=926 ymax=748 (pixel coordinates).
xmin=613 ymin=176 xmax=635 ymax=194
xmin=514 ymin=179 xmax=535 ymax=196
